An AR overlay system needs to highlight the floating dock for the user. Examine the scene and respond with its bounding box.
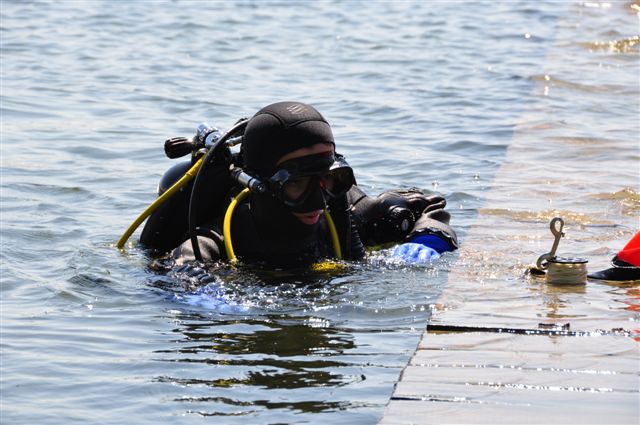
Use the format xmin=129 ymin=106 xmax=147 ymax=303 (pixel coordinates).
xmin=380 ymin=239 xmax=639 ymax=424
xmin=381 ymin=328 xmax=638 ymax=424
xmin=380 ymin=4 xmax=640 ymax=417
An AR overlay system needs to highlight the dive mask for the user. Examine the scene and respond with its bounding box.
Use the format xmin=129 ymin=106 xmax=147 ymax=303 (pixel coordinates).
xmin=268 ymin=152 xmax=355 ymax=208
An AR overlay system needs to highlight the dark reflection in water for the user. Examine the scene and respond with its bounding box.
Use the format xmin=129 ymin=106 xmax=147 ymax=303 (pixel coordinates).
xmin=175 ymin=397 xmax=363 ymax=417
xmin=147 ymin=263 xmax=424 ymax=420
xmin=157 ymin=318 xmax=358 ymax=388
xmin=170 ymin=320 xmax=355 ymax=359
xmin=154 ymin=314 xmax=372 ymax=417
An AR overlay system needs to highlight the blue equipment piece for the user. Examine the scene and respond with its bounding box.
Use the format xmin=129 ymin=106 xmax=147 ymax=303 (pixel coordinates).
xmin=408 ymin=234 xmax=453 ymax=254
xmin=392 ymin=242 xmax=441 ymax=264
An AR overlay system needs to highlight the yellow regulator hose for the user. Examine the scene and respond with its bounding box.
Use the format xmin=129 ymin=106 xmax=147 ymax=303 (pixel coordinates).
xmin=309 ymin=209 xmax=345 ymax=273
xmin=223 ymin=188 xmax=343 ymax=264
xmin=323 ymin=207 xmax=343 ymax=260
xmin=222 ymin=188 xmax=251 ymax=263
xmin=116 ymin=156 xmax=204 ymax=249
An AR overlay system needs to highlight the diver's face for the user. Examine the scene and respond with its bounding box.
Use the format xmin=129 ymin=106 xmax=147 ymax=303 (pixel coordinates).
xmin=275 ymin=143 xmax=335 ymax=225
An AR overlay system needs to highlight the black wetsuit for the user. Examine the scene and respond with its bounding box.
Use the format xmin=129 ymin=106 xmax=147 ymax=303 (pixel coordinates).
xmin=140 ymin=102 xmax=458 ymax=267
xmin=164 ymin=185 xmax=457 ymax=267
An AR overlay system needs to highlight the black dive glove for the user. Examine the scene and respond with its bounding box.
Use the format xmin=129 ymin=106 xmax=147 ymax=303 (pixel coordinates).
xmin=348 ymin=186 xmax=452 ymax=246
xmin=406 ymin=206 xmax=458 ymax=252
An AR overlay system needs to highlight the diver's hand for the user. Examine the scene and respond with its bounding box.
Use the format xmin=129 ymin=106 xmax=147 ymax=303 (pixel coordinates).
xmin=391 ymin=242 xmax=440 ymax=264
xmin=407 ymin=208 xmax=458 ymax=252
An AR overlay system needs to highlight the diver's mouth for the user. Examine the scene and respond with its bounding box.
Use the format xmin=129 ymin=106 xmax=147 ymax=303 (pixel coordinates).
xmin=293 ymin=209 xmax=323 ymax=225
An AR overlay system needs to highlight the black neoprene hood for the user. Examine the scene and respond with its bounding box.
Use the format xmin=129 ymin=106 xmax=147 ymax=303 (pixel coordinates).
xmin=242 ymin=101 xmax=335 ymax=177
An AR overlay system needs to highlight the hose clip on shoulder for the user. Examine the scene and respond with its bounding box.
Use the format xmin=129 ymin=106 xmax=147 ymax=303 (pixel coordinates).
xmin=225 ymin=135 xmax=244 ymax=148
xmin=230 ymin=167 xmax=265 ymax=193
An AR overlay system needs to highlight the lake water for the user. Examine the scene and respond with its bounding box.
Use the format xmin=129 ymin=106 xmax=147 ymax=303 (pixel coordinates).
xmin=1 ymin=1 xmax=638 ymax=424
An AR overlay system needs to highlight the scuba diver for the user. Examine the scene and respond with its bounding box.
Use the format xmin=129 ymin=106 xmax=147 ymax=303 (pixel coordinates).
xmin=127 ymin=101 xmax=458 ymax=268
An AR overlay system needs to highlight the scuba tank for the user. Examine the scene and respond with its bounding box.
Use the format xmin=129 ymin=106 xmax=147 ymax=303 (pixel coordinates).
xmin=139 ymin=123 xmax=234 ymax=253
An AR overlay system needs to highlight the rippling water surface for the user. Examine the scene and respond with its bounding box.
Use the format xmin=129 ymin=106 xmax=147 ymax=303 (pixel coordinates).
xmin=1 ymin=1 xmax=638 ymax=424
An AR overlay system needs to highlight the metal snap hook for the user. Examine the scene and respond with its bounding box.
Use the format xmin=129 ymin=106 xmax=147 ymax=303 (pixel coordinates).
xmin=536 ymin=217 xmax=565 ymax=270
